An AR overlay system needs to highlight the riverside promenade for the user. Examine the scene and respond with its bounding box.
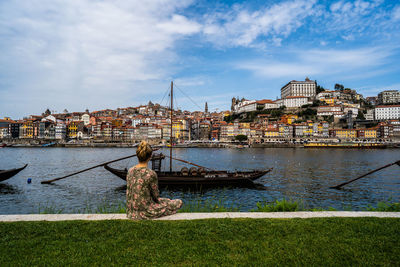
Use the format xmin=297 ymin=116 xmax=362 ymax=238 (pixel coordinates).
xmin=1 ymin=211 xmax=399 ymax=222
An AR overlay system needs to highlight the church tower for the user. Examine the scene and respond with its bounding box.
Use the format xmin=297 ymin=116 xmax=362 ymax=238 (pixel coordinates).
xmin=205 ymin=102 xmax=208 ymax=113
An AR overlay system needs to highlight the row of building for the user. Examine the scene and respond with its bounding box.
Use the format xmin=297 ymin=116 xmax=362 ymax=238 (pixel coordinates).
xmin=1 ymin=112 xmax=399 ymax=142
xmin=1 ymin=78 xmax=399 ymax=142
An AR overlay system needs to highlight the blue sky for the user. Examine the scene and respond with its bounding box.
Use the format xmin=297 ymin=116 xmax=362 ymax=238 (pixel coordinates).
xmin=1 ymin=0 xmax=400 ymax=119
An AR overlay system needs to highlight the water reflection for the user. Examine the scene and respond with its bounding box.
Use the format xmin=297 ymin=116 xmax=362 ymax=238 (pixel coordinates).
xmin=0 ymin=183 xmax=20 ymax=194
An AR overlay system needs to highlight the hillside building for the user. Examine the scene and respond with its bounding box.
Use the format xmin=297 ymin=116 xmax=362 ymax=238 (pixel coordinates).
xmin=281 ymin=77 xmax=317 ymax=99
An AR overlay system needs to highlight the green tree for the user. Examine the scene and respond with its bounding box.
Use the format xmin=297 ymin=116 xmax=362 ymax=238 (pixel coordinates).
xmin=334 ymin=83 xmax=344 ymax=91
xmin=316 ymin=85 xmax=325 ymax=94
xmin=235 ymin=134 xmax=248 ymax=142
xmin=357 ymin=112 xmax=366 ymax=120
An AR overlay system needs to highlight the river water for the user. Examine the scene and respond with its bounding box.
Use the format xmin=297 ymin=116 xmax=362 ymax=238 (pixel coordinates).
xmin=0 ymin=147 xmax=399 ymax=213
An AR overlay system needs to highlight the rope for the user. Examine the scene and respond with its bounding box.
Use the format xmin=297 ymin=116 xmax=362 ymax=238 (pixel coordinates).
xmin=174 ymin=83 xmax=203 ymax=111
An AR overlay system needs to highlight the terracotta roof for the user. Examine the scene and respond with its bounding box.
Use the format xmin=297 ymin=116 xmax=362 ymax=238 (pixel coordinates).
xmin=256 ymin=99 xmax=275 ymax=104
xmin=376 ymin=105 xmax=400 ymax=108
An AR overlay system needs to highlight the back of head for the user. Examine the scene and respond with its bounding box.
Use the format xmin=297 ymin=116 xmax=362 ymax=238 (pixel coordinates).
xmin=136 ymin=140 xmax=153 ymax=162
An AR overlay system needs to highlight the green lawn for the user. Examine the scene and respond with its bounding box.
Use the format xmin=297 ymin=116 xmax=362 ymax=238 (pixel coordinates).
xmin=1 ymin=218 xmax=399 ymax=266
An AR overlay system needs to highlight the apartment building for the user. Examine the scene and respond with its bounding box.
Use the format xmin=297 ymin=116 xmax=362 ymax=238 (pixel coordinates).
xmin=378 ymin=90 xmax=400 ymax=104
xmin=375 ymin=105 xmax=400 ymax=120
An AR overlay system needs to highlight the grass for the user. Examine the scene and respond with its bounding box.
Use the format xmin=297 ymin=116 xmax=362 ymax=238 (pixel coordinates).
xmin=366 ymin=201 xmax=400 ymax=212
xmin=0 ymin=218 xmax=399 ymax=265
xmin=37 ymin=198 xmax=400 ymax=214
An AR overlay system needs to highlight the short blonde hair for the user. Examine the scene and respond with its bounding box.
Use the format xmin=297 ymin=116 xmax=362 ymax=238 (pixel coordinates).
xmin=136 ymin=140 xmax=153 ymax=162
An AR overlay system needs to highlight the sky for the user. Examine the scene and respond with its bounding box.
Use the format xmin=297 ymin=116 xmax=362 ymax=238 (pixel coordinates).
xmin=1 ymin=0 xmax=400 ymax=119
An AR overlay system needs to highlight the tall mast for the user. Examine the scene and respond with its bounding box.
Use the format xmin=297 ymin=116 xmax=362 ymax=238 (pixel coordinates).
xmin=170 ymin=81 xmax=173 ymax=172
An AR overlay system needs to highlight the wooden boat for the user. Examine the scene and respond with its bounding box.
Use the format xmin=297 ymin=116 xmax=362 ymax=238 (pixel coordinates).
xmin=103 ymin=81 xmax=272 ymax=188
xmin=0 ymin=164 xmax=28 ymax=182
xmin=104 ymin=163 xmax=272 ymax=187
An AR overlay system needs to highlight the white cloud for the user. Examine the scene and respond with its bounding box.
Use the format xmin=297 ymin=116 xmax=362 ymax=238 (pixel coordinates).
xmin=393 ymin=5 xmax=400 ymax=21
xmin=236 ymin=46 xmax=394 ymax=79
xmin=238 ymin=62 xmax=319 ymax=78
xmin=202 ymin=0 xmax=318 ymax=47
xmin=157 ymin=14 xmax=201 ymax=35
xmin=0 ymin=0 xmax=199 ymax=117
xmin=326 ymin=0 xmax=385 ymax=34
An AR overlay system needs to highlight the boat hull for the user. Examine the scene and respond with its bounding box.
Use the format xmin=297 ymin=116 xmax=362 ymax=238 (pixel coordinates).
xmin=104 ymin=164 xmax=271 ymax=187
xmin=0 ymin=164 xmax=28 ymax=182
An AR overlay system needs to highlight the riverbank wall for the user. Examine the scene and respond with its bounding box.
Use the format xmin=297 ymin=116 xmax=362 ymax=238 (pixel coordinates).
xmin=2 ymin=139 xmax=399 ymax=148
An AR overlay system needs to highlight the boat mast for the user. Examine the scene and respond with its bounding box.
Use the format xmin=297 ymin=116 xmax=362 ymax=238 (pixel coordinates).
xmin=170 ymin=81 xmax=173 ymax=172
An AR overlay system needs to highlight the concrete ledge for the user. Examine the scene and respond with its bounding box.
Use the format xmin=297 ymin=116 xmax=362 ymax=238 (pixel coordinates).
xmin=0 ymin=212 xmax=399 ymax=222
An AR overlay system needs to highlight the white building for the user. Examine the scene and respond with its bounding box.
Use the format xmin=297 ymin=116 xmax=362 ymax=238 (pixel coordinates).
xmin=43 ymin=115 xmax=57 ymax=123
xmin=0 ymin=127 xmax=9 ymax=139
xmin=375 ymin=105 xmax=400 ymax=120
xmin=317 ymin=91 xmax=335 ymax=100
xmin=233 ymin=100 xmax=256 ymax=114
xmin=55 ymin=123 xmax=67 ymax=140
xmin=259 ymin=100 xmax=278 ymax=110
xmin=283 ymin=96 xmax=310 ymax=108
xmin=81 ymin=114 xmax=90 ymax=125
xmin=343 ymin=107 xmax=359 ymax=118
xmin=365 ymin=109 xmax=374 ymax=121
xmin=237 ymin=100 xmax=277 ymax=113
xmin=378 ymin=90 xmax=400 ymax=104
xmin=317 ymin=105 xmax=343 ymax=118
xmin=281 ymin=77 xmax=317 ymax=99
xmin=274 ymin=99 xmax=284 ymax=108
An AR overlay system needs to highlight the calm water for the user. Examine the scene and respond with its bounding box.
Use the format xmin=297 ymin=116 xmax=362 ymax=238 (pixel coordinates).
xmin=0 ymin=147 xmax=399 ymax=213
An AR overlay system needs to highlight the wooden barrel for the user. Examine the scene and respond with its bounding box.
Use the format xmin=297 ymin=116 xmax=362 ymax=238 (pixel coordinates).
xmin=198 ymin=167 xmax=206 ymax=176
xmin=189 ymin=167 xmax=198 ymax=176
xmin=181 ymin=167 xmax=189 ymax=176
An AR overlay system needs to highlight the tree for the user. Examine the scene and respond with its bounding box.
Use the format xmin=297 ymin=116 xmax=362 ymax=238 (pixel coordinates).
xmin=316 ymin=85 xmax=325 ymax=94
xmin=357 ymin=112 xmax=365 ymax=120
xmin=42 ymin=108 xmax=51 ymax=116
xmin=334 ymin=83 xmax=344 ymax=91
xmin=235 ymin=134 xmax=248 ymax=142
xmin=271 ymin=109 xmax=283 ymax=118
xmin=311 ymin=100 xmax=322 ymax=107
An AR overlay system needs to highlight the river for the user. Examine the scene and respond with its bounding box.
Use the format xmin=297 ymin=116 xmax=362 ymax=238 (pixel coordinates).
xmin=0 ymin=147 xmax=399 ymax=213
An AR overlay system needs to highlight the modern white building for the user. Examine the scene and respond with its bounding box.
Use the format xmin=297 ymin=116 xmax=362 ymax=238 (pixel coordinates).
xmin=281 ymin=77 xmax=317 ymax=98
xmin=375 ymin=105 xmax=400 ymax=120
xmin=283 ymin=96 xmax=310 ymax=108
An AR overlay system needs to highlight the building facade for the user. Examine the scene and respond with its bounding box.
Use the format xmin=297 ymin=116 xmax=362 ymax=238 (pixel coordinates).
xmin=281 ymin=77 xmax=317 ymax=99
xmin=378 ymin=90 xmax=400 ymax=104
xmin=375 ymin=105 xmax=400 ymax=120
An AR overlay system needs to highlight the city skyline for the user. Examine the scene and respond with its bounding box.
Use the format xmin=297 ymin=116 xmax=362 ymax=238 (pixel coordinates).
xmin=1 ymin=0 xmax=400 ymax=119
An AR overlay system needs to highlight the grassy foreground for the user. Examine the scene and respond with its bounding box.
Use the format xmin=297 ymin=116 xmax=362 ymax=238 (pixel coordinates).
xmin=1 ymin=218 xmax=399 ymax=266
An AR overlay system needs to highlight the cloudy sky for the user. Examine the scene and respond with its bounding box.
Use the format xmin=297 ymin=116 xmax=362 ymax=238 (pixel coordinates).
xmin=1 ymin=0 xmax=400 ymax=119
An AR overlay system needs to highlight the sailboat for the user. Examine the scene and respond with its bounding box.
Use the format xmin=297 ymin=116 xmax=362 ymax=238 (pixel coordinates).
xmin=0 ymin=164 xmax=28 ymax=182
xmin=104 ymin=81 xmax=272 ymax=187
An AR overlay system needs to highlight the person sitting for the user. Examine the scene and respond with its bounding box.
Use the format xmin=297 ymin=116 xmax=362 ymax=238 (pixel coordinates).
xmin=126 ymin=140 xmax=182 ymax=220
